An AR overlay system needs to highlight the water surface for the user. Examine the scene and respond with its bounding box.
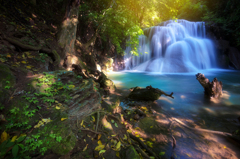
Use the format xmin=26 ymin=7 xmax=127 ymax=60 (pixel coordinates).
xmin=109 ymin=69 xmax=240 ymax=158
xmin=109 ymin=69 xmax=240 ymax=131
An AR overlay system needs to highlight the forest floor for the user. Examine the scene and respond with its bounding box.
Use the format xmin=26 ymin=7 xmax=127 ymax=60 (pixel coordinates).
xmin=1 ymin=4 xmax=240 ymax=159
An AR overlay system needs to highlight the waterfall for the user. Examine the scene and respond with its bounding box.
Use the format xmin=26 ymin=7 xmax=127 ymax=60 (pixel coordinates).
xmin=124 ymin=19 xmax=217 ymax=73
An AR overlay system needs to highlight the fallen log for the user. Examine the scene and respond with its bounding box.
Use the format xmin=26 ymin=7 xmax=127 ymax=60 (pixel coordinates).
xmin=196 ymin=73 xmax=223 ymax=98
xmin=128 ymin=85 xmax=174 ymax=101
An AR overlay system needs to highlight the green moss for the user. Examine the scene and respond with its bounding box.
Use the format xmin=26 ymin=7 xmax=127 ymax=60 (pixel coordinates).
xmin=0 ymin=64 xmax=16 ymax=103
xmin=139 ymin=117 xmax=168 ymax=135
xmin=38 ymin=120 xmax=76 ymax=155
xmin=52 ymin=50 xmax=60 ymax=66
xmin=98 ymin=72 xmax=115 ymax=92
xmin=4 ymin=96 xmax=38 ymax=131
xmin=128 ymin=89 xmax=160 ymax=101
xmin=121 ymin=146 xmax=140 ymax=159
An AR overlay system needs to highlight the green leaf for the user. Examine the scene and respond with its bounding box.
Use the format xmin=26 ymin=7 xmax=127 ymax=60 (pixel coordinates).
xmin=99 ymin=149 xmax=106 ymax=154
xmin=0 ymin=140 xmax=8 ymax=148
xmin=114 ymin=123 xmax=118 ymax=128
xmin=159 ymin=152 xmax=165 ymax=156
xmin=12 ymin=144 xmax=19 ymax=157
xmin=17 ymin=136 xmax=26 ymax=143
xmin=18 ymin=144 xmax=24 ymax=149
xmin=6 ymin=141 xmax=15 ymax=148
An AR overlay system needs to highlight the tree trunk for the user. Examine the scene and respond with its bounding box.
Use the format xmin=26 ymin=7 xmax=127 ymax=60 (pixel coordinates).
xmin=196 ymin=73 xmax=223 ymax=98
xmin=58 ymin=0 xmax=80 ymax=70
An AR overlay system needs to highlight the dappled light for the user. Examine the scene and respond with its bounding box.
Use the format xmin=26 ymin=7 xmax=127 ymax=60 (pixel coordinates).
xmin=0 ymin=0 xmax=240 ymax=158
xmin=159 ymin=96 xmax=174 ymax=104
xmin=180 ymin=95 xmax=186 ymax=99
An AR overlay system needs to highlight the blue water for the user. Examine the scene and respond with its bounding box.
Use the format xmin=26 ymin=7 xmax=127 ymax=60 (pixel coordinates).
xmin=108 ymin=69 xmax=240 ymax=158
xmin=108 ymin=69 xmax=240 ymax=123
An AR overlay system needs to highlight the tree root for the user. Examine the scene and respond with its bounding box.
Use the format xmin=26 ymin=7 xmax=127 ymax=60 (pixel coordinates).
xmin=2 ymin=34 xmax=55 ymax=60
xmin=95 ymin=111 xmax=100 ymax=132
xmin=4 ymin=36 xmax=42 ymax=51
xmin=153 ymin=108 xmax=233 ymax=137
xmin=171 ymin=135 xmax=176 ymax=149
xmin=172 ymin=117 xmax=232 ymax=136
xmin=79 ymin=128 xmax=101 ymax=134
xmin=161 ymin=91 xmax=174 ymax=99
xmin=129 ymin=133 xmax=159 ymax=159
xmin=132 ymin=142 xmax=151 ymax=159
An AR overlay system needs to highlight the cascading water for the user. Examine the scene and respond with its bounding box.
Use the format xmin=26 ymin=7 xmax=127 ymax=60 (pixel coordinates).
xmin=124 ymin=19 xmax=217 ymax=73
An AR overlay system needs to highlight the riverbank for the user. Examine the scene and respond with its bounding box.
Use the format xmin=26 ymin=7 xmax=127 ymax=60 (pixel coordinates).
xmin=108 ymin=69 xmax=240 ymax=158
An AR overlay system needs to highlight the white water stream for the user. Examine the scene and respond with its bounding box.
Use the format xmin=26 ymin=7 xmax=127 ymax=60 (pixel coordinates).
xmin=124 ymin=19 xmax=217 ymax=73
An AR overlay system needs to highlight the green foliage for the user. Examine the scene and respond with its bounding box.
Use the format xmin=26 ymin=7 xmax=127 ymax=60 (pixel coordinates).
xmin=202 ymin=0 xmax=240 ymax=45
xmin=35 ymin=53 xmax=49 ymax=63
xmin=0 ymin=135 xmax=27 ymax=158
xmin=4 ymin=80 xmax=11 ymax=89
xmin=79 ymin=0 xmax=178 ymax=56
xmin=177 ymin=0 xmax=208 ymax=21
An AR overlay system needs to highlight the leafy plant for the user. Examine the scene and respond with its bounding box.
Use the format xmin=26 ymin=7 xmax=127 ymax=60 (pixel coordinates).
xmin=4 ymin=86 xmax=10 ymax=89
xmin=0 ymin=135 xmax=26 ymax=158
xmin=10 ymin=107 xmax=20 ymax=115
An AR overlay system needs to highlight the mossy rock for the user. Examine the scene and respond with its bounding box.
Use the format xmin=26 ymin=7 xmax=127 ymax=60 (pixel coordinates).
xmin=98 ymin=72 xmax=115 ymax=92
xmin=121 ymin=146 xmax=140 ymax=159
xmin=40 ymin=120 xmax=76 ymax=155
xmin=4 ymin=96 xmax=38 ymax=130
xmin=0 ymin=64 xmax=16 ymax=103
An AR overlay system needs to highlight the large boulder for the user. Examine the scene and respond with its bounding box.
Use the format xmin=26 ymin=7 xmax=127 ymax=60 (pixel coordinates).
xmin=2 ymin=70 xmax=101 ymax=157
xmin=31 ymin=70 xmax=101 ymax=121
